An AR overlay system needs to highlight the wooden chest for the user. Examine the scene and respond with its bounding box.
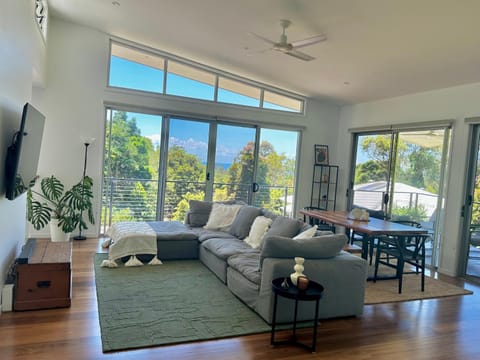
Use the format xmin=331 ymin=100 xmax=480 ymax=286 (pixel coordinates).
xmin=14 ymin=239 xmax=72 ymax=311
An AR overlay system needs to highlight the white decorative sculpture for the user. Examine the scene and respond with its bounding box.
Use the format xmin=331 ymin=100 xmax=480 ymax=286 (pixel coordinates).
xmin=290 ymin=257 xmax=306 ymax=286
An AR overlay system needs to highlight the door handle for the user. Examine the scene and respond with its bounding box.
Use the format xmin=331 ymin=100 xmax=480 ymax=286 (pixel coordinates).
xmin=383 ymin=193 xmax=389 ymax=205
xmin=252 ymin=183 xmax=259 ymax=193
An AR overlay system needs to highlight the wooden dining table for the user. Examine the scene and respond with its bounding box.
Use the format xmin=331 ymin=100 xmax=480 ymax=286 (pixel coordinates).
xmin=299 ymin=209 xmax=429 ymax=261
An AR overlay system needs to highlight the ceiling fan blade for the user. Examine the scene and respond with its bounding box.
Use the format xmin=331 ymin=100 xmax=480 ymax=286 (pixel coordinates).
xmin=246 ymin=47 xmax=272 ymax=56
xmin=285 ymin=49 xmax=315 ymax=61
xmin=290 ymin=34 xmax=327 ymax=49
xmin=248 ymin=32 xmax=276 ymax=46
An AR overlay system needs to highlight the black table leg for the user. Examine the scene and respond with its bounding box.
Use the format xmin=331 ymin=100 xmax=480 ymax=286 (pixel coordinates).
xmin=270 ymin=292 xmax=278 ymax=345
xmin=311 ymin=298 xmax=320 ymax=352
xmin=361 ymin=235 xmax=369 ymax=260
xmin=292 ymin=298 xmax=299 ymax=341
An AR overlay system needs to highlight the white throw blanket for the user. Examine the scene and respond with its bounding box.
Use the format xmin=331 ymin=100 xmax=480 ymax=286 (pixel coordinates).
xmin=101 ymin=222 xmax=162 ymax=268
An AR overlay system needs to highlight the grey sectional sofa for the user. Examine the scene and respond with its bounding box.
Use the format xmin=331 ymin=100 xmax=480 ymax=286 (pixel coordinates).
xmin=184 ymin=200 xmax=368 ymax=324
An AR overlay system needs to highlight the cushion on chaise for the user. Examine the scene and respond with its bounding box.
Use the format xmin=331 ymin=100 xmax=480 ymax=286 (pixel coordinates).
xmin=202 ymin=238 xmax=258 ymax=260
xmin=227 ymin=252 xmax=262 ymax=285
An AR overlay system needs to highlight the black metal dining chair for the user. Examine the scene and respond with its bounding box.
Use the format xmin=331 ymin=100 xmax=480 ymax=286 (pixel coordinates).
xmin=373 ymin=234 xmax=429 ymax=294
xmin=302 ymin=206 xmax=336 ymax=232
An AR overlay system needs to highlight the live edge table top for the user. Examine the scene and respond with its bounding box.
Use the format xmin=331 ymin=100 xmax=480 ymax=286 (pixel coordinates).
xmin=299 ymin=209 xmax=428 ymax=237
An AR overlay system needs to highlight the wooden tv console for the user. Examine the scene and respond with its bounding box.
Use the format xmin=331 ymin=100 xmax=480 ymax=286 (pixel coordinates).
xmin=14 ymin=238 xmax=72 ymax=311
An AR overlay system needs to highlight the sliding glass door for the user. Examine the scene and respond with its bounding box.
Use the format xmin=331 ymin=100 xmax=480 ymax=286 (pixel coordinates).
xmin=212 ymin=124 xmax=257 ymax=203
xmin=102 ymin=109 xmax=163 ymax=231
xmin=351 ymin=133 xmax=393 ymax=214
xmin=349 ymin=126 xmax=451 ymax=267
xmin=102 ymin=107 xmax=300 ymax=231
xmin=254 ymin=128 xmax=298 ymax=216
xmin=462 ymin=124 xmax=480 ymax=278
xmin=163 ymin=118 xmax=210 ymax=220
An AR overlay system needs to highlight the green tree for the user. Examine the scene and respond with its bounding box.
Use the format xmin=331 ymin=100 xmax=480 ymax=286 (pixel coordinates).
xmin=106 ymin=111 xmax=154 ymax=180
xmin=171 ymin=191 xmax=205 ymax=221
xmin=398 ymin=144 xmax=441 ymax=193
xmin=226 ymin=140 xmax=294 ymax=214
xmin=355 ymin=160 xmax=387 ymax=184
xmin=164 ymin=145 xmax=206 ymax=219
xmin=359 ymin=135 xmax=393 ymax=178
xmin=104 ymin=111 xmax=156 ymax=222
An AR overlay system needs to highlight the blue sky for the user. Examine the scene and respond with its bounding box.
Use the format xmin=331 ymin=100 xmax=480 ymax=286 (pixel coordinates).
xmin=110 ymin=57 xmax=298 ymax=164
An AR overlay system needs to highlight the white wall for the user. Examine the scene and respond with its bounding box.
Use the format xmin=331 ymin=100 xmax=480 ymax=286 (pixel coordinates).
xmin=337 ymin=83 xmax=480 ymax=276
xmin=32 ymin=17 xmax=341 ymax=237
xmin=0 ymin=0 xmax=46 ymax=310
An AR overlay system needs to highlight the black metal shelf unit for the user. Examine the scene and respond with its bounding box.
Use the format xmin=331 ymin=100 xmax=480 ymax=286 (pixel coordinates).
xmin=310 ymin=164 xmax=339 ymax=211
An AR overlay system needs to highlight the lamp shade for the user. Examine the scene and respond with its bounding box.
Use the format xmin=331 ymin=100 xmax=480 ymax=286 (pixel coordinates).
xmin=80 ymin=136 xmax=96 ymax=145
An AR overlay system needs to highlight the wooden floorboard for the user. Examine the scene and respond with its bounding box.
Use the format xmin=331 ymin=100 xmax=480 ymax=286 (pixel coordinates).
xmin=0 ymin=238 xmax=479 ymax=360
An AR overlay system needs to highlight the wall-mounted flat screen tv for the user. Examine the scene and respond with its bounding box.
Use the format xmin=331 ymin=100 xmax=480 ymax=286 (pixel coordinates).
xmin=4 ymin=103 xmax=45 ymax=200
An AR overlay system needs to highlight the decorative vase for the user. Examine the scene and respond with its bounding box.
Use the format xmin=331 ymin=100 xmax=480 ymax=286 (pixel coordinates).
xmin=290 ymin=257 xmax=305 ymax=286
xmin=49 ymin=219 xmax=71 ymax=242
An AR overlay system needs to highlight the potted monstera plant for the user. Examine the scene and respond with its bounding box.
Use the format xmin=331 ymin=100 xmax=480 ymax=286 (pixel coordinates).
xmin=27 ymin=175 xmax=95 ymax=242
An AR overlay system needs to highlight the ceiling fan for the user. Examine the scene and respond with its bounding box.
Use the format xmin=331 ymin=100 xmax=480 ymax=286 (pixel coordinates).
xmin=249 ymin=19 xmax=327 ymax=61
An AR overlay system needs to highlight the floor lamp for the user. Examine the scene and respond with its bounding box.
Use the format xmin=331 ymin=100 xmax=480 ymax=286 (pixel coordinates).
xmin=74 ymin=137 xmax=95 ymax=241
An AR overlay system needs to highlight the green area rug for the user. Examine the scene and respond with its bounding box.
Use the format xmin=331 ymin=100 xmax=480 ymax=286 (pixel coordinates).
xmin=94 ymin=254 xmax=271 ymax=352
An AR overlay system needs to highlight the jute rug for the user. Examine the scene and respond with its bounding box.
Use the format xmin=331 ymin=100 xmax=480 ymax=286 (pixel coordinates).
xmin=364 ymin=265 xmax=473 ymax=304
xmin=94 ymin=254 xmax=271 ymax=352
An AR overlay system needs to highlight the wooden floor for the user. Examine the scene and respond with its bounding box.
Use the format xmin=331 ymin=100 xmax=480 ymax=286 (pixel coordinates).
xmin=1 ymin=238 xmax=480 ymax=360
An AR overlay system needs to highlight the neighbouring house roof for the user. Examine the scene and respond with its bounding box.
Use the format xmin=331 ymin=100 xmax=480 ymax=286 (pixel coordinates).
xmin=353 ymin=181 xmax=438 ymax=217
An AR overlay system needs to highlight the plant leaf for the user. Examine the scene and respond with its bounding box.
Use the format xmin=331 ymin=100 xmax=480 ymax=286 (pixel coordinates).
xmin=41 ymin=176 xmax=64 ymax=202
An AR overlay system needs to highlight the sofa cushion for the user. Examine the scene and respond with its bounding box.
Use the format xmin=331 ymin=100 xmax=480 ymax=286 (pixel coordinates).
xmin=229 ymin=206 xmax=262 ymax=239
xmin=244 ymin=216 xmax=272 ymax=249
xmin=260 ymin=208 xmax=278 ymax=221
xmin=192 ymin=228 xmax=237 ymax=242
xmin=204 ymin=203 xmax=243 ymax=231
xmin=188 ymin=200 xmax=213 ymax=227
xmin=227 ymin=253 xmax=262 ymax=285
xmin=187 ymin=200 xmax=245 ymax=227
xmin=260 ymin=233 xmax=348 ymax=266
xmin=265 ymin=216 xmax=303 ymax=238
xmin=202 ymin=238 xmax=258 ymax=260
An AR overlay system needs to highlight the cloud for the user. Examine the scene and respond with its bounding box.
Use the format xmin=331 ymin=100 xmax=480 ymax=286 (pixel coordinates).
xmin=169 ymin=136 xmax=209 ymax=161
xmin=146 ymin=134 xmax=161 ymax=148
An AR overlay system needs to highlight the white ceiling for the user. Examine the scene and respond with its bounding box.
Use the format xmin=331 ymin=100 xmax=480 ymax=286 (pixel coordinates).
xmin=48 ymin=0 xmax=480 ymax=105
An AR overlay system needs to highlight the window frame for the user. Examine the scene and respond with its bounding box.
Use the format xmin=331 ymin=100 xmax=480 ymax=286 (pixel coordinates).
xmin=107 ymin=40 xmax=306 ymax=115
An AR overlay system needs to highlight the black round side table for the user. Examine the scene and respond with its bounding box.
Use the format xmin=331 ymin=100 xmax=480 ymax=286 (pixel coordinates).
xmin=270 ymin=277 xmax=324 ymax=353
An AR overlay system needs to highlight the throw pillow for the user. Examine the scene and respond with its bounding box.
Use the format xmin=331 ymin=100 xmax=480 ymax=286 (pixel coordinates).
xmin=244 ymin=216 xmax=273 ymax=249
xmin=188 ymin=200 xmax=213 ymax=227
xmin=229 ymin=206 xmax=262 ymax=239
xmin=187 ymin=200 xmax=244 ymax=227
xmin=293 ymin=225 xmax=318 ymax=239
xmin=204 ymin=203 xmax=243 ymax=231
xmin=265 ymin=216 xmax=303 ymax=238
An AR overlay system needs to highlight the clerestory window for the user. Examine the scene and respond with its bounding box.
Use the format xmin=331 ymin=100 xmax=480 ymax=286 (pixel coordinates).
xmin=108 ymin=41 xmax=304 ymax=114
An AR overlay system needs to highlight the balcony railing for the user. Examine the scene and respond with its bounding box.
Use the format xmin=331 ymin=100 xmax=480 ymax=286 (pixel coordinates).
xmin=101 ymin=177 xmax=294 ymax=233
xmin=353 ymin=189 xmax=438 ymax=222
